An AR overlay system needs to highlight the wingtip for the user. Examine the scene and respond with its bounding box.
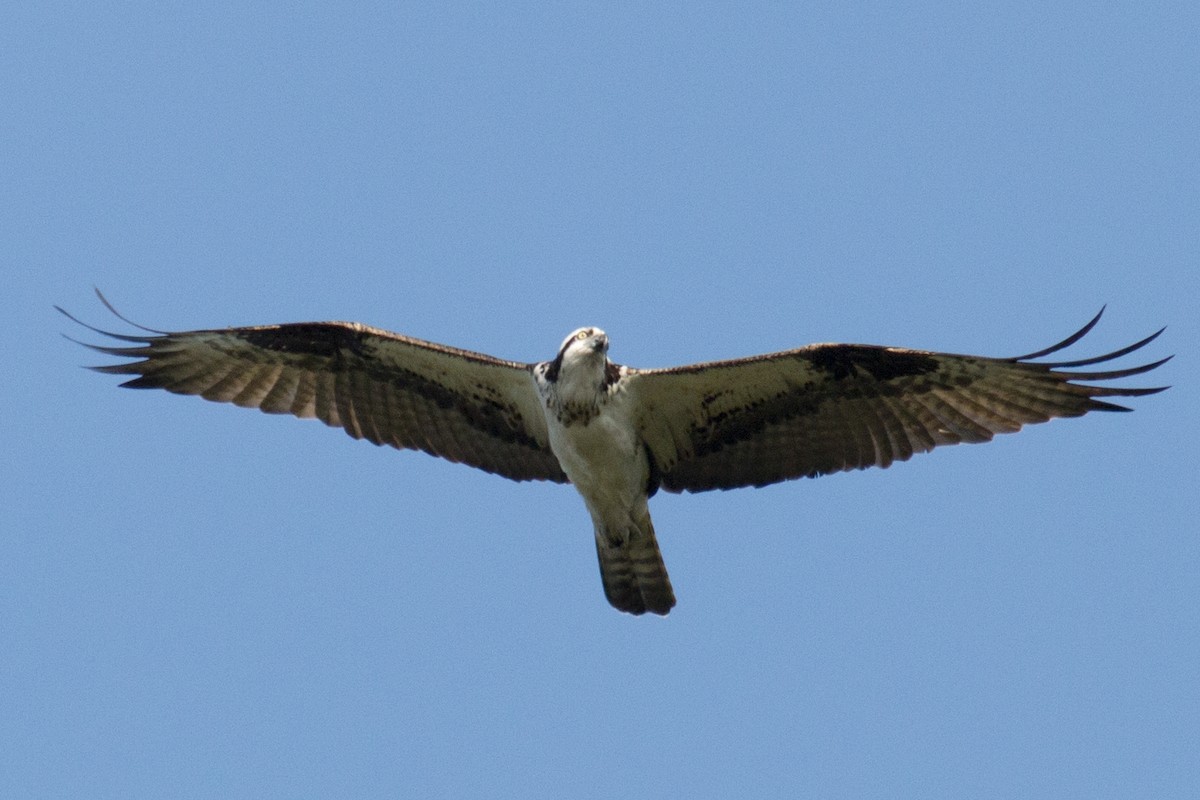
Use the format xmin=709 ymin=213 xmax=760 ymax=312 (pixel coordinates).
xmin=90 ymin=288 xmax=168 ymax=334
xmin=1011 ymin=307 xmax=1106 ymax=361
xmin=58 ymin=290 xmax=172 ymax=341
xmin=54 ymin=303 xmax=87 ymax=327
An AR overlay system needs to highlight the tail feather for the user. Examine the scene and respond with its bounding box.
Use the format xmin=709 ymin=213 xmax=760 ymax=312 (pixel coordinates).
xmin=595 ymin=512 xmax=675 ymax=615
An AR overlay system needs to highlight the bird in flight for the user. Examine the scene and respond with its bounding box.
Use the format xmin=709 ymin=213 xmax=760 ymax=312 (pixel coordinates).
xmin=60 ymin=292 xmax=1169 ymax=615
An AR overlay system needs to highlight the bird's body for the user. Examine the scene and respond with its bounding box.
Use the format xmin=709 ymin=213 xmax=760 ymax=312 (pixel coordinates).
xmin=60 ymin=293 xmax=1169 ymax=615
xmin=534 ymin=328 xmax=674 ymax=613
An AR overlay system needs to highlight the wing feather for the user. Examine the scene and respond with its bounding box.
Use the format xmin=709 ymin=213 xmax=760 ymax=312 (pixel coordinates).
xmin=624 ymin=311 xmax=1168 ymax=492
xmin=59 ymin=295 xmax=567 ymax=484
xmin=233 ymin=363 xmax=284 ymax=409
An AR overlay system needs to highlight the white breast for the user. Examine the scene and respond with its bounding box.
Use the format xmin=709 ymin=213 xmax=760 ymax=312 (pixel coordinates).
xmin=544 ymin=394 xmax=650 ymax=520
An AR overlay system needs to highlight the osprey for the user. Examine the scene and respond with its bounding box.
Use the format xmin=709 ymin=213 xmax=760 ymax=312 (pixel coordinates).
xmin=60 ymin=293 xmax=1169 ymax=615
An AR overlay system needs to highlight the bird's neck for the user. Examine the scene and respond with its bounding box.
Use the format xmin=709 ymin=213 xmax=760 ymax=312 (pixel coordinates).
xmin=543 ymin=353 xmax=616 ymax=426
xmin=556 ymin=354 xmax=608 ymax=405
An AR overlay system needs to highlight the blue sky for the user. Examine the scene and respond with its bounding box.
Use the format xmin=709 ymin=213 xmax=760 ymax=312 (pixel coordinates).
xmin=4 ymin=3 xmax=1196 ymax=797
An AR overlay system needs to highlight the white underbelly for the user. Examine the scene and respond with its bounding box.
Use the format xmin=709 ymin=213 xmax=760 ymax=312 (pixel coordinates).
xmin=547 ymin=411 xmax=648 ymax=519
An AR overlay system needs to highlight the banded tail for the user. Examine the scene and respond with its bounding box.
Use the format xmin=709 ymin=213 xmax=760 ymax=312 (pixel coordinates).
xmin=594 ymin=511 xmax=676 ymax=615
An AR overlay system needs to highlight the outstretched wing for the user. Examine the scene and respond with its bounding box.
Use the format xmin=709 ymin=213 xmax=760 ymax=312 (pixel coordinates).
xmin=59 ymin=293 xmax=568 ymax=483
xmin=624 ymin=310 xmax=1169 ymax=493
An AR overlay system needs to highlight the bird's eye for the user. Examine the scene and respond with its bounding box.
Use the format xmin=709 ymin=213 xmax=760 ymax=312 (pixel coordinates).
xmin=576 ymin=330 xmax=589 ymax=341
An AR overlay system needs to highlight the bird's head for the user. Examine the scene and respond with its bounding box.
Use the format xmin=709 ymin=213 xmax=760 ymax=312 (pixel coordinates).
xmin=546 ymin=327 xmax=610 ymax=386
xmin=558 ymin=327 xmax=609 ymax=360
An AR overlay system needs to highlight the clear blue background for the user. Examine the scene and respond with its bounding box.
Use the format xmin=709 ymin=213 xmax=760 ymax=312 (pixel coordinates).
xmin=4 ymin=3 xmax=1196 ymax=797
